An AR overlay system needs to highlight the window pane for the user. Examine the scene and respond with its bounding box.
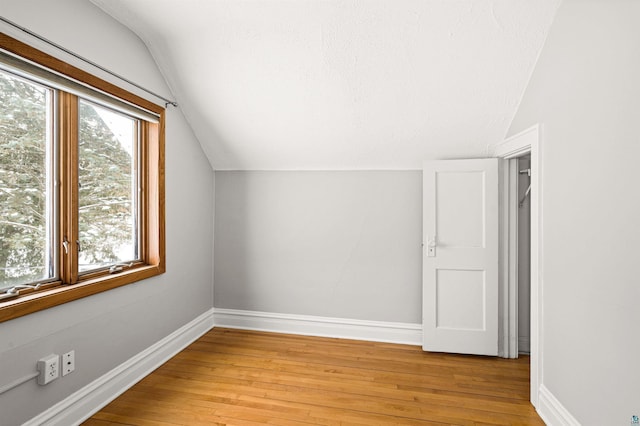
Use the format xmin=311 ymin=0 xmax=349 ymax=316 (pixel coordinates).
xmin=0 ymin=70 xmax=54 ymax=289
xmin=78 ymin=100 xmax=139 ymax=272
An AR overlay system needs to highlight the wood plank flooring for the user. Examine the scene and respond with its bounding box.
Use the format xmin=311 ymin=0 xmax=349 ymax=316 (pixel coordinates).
xmin=83 ymin=328 xmax=543 ymax=425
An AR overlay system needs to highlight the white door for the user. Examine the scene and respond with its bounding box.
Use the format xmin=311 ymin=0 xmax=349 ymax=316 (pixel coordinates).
xmin=422 ymin=159 xmax=499 ymax=356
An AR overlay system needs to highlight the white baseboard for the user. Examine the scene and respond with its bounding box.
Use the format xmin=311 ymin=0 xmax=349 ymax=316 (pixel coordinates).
xmin=519 ymin=336 xmax=531 ymax=354
xmin=213 ymin=308 xmax=422 ymax=346
xmin=537 ymin=384 xmax=581 ymax=426
xmin=24 ymin=308 xmax=215 ymax=426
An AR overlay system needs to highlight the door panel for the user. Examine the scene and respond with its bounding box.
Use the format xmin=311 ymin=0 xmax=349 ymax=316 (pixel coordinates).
xmin=423 ymin=159 xmax=499 ymax=356
xmin=436 ymin=171 xmax=485 ymax=247
xmin=436 ymin=269 xmax=485 ymax=330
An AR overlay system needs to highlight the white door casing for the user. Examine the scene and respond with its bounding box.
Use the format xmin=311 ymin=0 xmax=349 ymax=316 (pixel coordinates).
xmin=492 ymin=124 xmax=541 ymax=407
xmin=422 ymin=159 xmax=499 ymax=356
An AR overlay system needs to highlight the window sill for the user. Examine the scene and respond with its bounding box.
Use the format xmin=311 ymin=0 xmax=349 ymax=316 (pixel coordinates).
xmin=0 ymin=264 xmax=165 ymax=323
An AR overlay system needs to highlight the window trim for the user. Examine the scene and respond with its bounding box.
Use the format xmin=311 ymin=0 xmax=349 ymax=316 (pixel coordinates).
xmin=0 ymin=33 xmax=165 ymax=323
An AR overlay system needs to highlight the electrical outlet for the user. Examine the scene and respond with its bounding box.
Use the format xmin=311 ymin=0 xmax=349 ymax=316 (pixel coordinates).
xmin=37 ymin=354 xmax=59 ymax=385
xmin=62 ymin=350 xmax=75 ymax=376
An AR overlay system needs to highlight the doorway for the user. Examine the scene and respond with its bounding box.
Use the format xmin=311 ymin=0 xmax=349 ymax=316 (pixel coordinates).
xmin=494 ymin=124 xmax=542 ymax=407
xmin=518 ymin=155 xmax=531 ymax=354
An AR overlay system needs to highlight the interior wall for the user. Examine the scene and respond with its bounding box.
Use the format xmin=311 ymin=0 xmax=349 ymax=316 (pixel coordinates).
xmin=214 ymin=170 xmax=422 ymax=324
xmin=0 ymin=1 xmax=214 ymax=425
xmin=507 ymin=0 xmax=640 ymax=423
xmin=517 ymin=156 xmax=531 ymax=354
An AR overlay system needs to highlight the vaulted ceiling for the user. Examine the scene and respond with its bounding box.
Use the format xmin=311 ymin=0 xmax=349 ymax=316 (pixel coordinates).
xmin=91 ymin=0 xmax=560 ymax=170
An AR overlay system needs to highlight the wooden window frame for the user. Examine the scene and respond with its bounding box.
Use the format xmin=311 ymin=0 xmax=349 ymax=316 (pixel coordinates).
xmin=0 ymin=33 xmax=165 ymax=323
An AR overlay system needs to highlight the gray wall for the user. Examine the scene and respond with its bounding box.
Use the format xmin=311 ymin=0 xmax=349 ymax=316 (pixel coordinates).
xmin=508 ymin=0 xmax=640 ymax=423
xmin=0 ymin=1 xmax=214 ymax=425
xmin=214 ymin=171 xmax=422 ymax=323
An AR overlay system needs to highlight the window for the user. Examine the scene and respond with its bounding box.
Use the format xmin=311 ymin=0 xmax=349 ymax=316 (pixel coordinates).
xmin=0 ymin=34 xmax=165 ymax=322
xmin=0 ymin=71 xmax=54 ymax=290
xmin=77 ymin=99 xmax=140 ymax=273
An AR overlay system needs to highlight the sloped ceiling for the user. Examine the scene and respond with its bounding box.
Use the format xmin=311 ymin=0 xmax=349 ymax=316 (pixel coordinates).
xmin=91 ymin=0 xmax=560 ymax=170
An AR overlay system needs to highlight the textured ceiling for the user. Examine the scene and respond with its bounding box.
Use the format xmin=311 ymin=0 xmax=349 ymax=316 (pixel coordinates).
xmin=91 ymin=0 xmax=560 ymax=170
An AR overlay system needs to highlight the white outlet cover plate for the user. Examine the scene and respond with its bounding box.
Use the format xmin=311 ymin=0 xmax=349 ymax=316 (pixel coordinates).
xmin=62 ymin=350 xmax=75 ymax=376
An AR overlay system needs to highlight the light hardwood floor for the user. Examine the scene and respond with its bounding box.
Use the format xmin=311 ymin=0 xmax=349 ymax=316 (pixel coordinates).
xmin=83 ymin=328 xmax=544 ymax=425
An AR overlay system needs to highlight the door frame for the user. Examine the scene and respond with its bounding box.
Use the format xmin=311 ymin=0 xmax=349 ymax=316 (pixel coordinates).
xmin=492 ymin=124 xmax=542 ymax=408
